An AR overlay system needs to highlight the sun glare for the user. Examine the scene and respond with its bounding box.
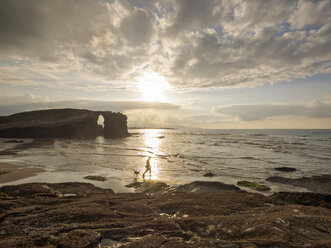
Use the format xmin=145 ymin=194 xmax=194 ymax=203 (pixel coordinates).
xmin=138 ymin=72 xmax=170 ymax=102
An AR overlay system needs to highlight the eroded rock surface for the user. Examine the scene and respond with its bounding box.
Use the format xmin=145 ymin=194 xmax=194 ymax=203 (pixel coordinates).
xmin=266 ymin=174 xmax=331 ymax=194
xmin=237 ymin=180 xmax=270 ymax=192
xmin=173 ymin=181 xmax=240 ymax=193
xmin=0 ymin=182 xmax=114 ymax=198
xmin=125 ymin=181 xmax=169 ymax=193
xmin=1 ymin=182 xmax=331 ymax=248
xmin=0 ymin=108 xmax=129 ymax=138
xmin=270 ymin=192 xmax=331 ymax=209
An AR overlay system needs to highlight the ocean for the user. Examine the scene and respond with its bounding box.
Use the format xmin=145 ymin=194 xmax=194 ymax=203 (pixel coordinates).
xmin=1 ymin=129 xmax=330 ymax=193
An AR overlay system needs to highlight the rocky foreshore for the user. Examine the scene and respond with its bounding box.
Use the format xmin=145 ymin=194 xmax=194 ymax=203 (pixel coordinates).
xmin=1 ymin=181 xmax=331 ymax=248
xmin=266 ymin=174 xmax=331 ymax=194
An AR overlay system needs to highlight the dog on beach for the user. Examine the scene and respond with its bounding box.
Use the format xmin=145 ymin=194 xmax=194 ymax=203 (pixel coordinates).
xmin=133 ymin=170 xmax=140 ymax=178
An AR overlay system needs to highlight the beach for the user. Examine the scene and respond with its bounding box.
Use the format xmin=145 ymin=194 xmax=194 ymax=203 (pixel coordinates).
xmin=0 ymin=130 xmax=331 ymax=247
xmin=1 ymin=0 xmax=331 ymax=246
xmin=0 ymin=169 xmax=330 ymax=247
xmin=0 ymin=159 xmax=331 ymax=247
xmin=0 ymin=129 xmax=330 ymax=193
xmin=0 ymin=162 xmax=44 ymax=184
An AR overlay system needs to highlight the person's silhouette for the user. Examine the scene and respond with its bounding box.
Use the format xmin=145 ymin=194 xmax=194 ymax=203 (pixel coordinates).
xmin=143 ymin=156 xmax=152 ymax=180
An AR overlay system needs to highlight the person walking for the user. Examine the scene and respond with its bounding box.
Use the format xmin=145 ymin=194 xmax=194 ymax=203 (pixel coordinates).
xmin=143 ymin=156 xmax=152 ymax=180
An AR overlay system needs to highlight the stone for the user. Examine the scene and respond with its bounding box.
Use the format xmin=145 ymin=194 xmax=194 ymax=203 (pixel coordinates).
xmin=83 ymin=175 xmax=107 ymax=181
xmin=125 ymin=181 xmax=169 ymax=194
xmin=203 ymin=172 xmax=215 ymax=177
xmin=0 ymin=108 xmax=129 ymax=139
xmin=125 ymin=181 xmax=142 ymax=188
xmin=0 ymin=183 xmax=331 ymax=247
xmin=0 ymin=192 xmax=13 ymax=200
xmin=2 ymin=139 xmax=24 ymax=143
xmin=270 ymin=192 xmax=331 ymax=209
xmin=32 ymin=193 xmax=58 ymax=198
xmin=266 ymin=175 xmax=331 ymax=194
xmin=142 ymin=181 xmax=168 ymax=193
xmin=274 ymin=167 xmax=297 ymax=172
xmin=174 ymin=181 xmax=240 ymax=193
xmin=237 ymin=181 xmax=270 ymax=191
xmin=0 ymin=182 xmax=113 ymax=197
xmin=58 ymin=230 xmax=101 ymax=248
xmin=0 ymin=171 xmax=10 ymax=176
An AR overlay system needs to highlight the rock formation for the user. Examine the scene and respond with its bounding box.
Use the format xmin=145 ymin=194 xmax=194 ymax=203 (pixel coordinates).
xmin=1 ymin=182 xmax=331 ymax=247
xmin=266 ymin=175 xmax=331 ymax=194
xmin=0 ymin=108 xmax=129 ymax=138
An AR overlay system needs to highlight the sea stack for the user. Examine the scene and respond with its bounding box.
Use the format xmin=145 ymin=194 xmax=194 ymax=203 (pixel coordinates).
xmin=0 ymin=108 xmax=129 ymax=139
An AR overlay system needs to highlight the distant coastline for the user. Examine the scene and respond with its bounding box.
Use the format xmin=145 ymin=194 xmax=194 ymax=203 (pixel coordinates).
xmin=129 ymin=127 xmax=176 ymax=130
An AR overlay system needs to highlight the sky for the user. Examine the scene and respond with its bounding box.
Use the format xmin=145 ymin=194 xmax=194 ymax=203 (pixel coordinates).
xmin=0 ymin=0 xmax=330 ymax=129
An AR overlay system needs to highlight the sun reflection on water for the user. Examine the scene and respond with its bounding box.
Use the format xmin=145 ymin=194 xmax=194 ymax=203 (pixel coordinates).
xmin=140 ymin=129 xmax=165 ymax=180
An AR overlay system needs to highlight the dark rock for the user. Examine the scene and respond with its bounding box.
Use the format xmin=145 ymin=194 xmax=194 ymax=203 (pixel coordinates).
xmin=0 ymin=192 xmax=14 ymax=200
xmin=0 ymin=171 xmax=10 ymax=175
xmin=0 ymin=182 xmax=114 ymax=198
xmin=57 ymin=229 xmax=101 ymax=248
xmin=142 ymin=181 xmax=169 ymax=193
xmin=102 ymin=111 xmax=129 ymax=138
xmin=0 ymin=188 xmax=331 ymax=247
xmin=3 ymin=139 xmax=24 ymax=143
xmin=125 ymin=181 xmax=169 ymax=193
xmin=84 ymin=175 xmax=107 ymax=181
xmin=270 ymin=192 xmax=331 ymax=209
xmin=266 ymin=175 xmax=331 ymax=194
xmin=32 ymin=193 xmax=58 ymax=198
xmin=0 ymin=108 xmax=129 ymax=138
xmin=203 ymin=172 xmax=215 ymax=177
xmin=237 ymin=181 xmax=270 ymax=192
xmin=156 ymin=135 xmax=165 ymax=139
xmin=125 ymin=181 xmax=141 ymax=188
xmin=174 ymin=181 xmax=240 ymax=193
xmin=274 ymin=167 xmax=297 ymax=172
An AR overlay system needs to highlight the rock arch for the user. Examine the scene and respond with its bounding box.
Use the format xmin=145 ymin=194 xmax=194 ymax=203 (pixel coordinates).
xmin=0 ymin=109 xmax=129 ymax=138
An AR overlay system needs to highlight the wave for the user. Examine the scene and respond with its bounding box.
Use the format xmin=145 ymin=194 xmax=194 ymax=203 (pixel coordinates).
xmin=236 ymin=156 xmax=258 ymax=160
xmin=249 ymin=133 xmax=267 ymax=137
xmin=291 ymin=142 xmax=306 ymax=145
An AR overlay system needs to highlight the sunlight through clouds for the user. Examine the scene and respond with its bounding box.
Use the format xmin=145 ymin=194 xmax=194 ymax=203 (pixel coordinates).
xmin=0 ymin=0 xmax=330 ymax=128
xmin=137 ymin=72 xmax=171 ymax=102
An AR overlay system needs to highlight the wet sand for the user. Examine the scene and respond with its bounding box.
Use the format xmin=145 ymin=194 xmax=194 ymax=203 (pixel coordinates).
xmin=0 ymin=162 xmax=45 ymax=183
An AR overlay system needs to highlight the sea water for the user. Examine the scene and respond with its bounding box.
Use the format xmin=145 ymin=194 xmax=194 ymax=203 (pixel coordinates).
xmin=0 ymin=129 xmax=330 ymax=193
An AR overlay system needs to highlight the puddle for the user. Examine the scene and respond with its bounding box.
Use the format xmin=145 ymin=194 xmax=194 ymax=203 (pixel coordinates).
xmin=99 ymin=238 xmax=122 ymax=248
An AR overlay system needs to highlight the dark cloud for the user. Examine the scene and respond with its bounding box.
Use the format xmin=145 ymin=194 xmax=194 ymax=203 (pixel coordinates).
xmin=167 ymin=0 xmax=221 ymax=34
xmin=0 ymin=0 xmax=330 ymax=89
xmin=213 ymin=100 xmax=331 ymax=121
xmin=0 ymin=0 xmax=115 ymax=57
xmin=0 ymin=0 xmax=156 ymax=80
xmin=120 ymin=7 xmax=156 ymax=45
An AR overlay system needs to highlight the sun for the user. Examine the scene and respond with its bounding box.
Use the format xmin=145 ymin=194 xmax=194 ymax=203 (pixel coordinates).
xmin=137 ymin=72 xmax=171 ymax=102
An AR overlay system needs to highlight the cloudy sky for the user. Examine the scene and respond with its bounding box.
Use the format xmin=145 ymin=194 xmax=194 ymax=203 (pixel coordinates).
xmin=0 ymin=0 xmax=331 ymax=128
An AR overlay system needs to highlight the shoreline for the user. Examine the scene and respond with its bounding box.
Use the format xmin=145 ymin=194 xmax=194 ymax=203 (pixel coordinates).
xmin=0 ymin=162 xmax=45 ymax=184
xmin=1 ymin=160 xmax=330 ymax=195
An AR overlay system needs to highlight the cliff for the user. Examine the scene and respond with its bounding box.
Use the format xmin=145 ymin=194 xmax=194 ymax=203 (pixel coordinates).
xmin=0 ymin=108 xmax=129 ymax=138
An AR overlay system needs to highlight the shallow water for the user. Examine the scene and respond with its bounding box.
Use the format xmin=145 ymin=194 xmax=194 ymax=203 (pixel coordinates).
xmin=0 ymin=129 xmax=330 ymax=193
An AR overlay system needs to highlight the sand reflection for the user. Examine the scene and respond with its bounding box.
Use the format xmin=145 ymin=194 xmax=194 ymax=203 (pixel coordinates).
xmin=94 ymin=136 xmax=106 ymax=163
xmin=141 ymin=129 xmax=165 ymax=180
